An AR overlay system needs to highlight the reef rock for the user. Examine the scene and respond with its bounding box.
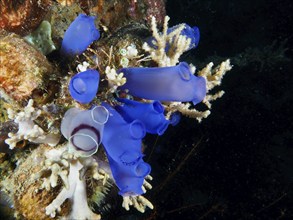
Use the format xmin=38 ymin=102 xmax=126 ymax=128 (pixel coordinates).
xmin=0 ymin=0 xmax=51 ymax=36
xmin=0 ymin=31 xmax=55 ymax=104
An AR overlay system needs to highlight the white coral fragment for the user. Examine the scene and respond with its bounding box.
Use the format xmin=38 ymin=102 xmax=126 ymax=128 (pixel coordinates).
xmin=93 ymin=168 xmax=110 ymax=186
xmin=122 ymin=195 xmax=154 ymax=213
xmin=32 ymin=146 xmax=69 ymax=191
xmin=45 ymin=157 xmax=101 ymax=220
xmin=42 ymin=161 xmax=69 ymax=190
xmin=142 ymin=175 xmax=153 ymax=193
xmin=199 ymin=59 xmax=233 ymax=109
xmin=143 ymin=16 xmax=191 ymax=67
xmin=165 ymin=102 xmax=211 ymax=123
xmin=199 ymin=59 xmax=232 ymax=91
xmin=77 ymin=61 xmax=90 ymax=72
xmin=5 ymin=99 xmax=60 ymax=149
xmin=105 ymin=66 xmax=126 ymax=92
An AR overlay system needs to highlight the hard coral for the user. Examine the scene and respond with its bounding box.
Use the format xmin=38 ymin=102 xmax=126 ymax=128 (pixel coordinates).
xmin=38 ymin=144 xmax=109 ymax=219
xmin=45 ymin=158 xmax=101 ymax=220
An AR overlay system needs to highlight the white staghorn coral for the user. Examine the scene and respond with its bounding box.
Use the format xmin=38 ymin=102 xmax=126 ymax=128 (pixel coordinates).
xmin=122 ymin=195 xmax=154 ymax=213
xmin=35 ymin=146 xmax=69 ymax=190
xmin=165 ymin=102 xmax=211 ymax=123
xmin=5 ymin=99 xmax=60 ymax=149
xmin=121 ymin=175 xmax=154 ymax=213
xmin=143 ymin=16 xmax=191 ymax=67
xmin=142 ymin=175 xmax=153 ymax=193
xmin=105 ymin=66 xmax=127 ymax=92
xmin=199 ymin=59 xmax=233 ymax=109
xmin=39 ymin=146 xmax=108 ymax=220
xmin=45 ymin=159 xmax=101 ymax=220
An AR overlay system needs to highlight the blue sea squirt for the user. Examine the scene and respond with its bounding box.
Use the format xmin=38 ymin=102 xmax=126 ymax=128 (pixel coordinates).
xmin=61 ymin=14 xmax=100 ymax=57
xmin=119 ymin=62 xmax=206 ymax=105
xmin=69 ymin=69 xmax=100 ymax=104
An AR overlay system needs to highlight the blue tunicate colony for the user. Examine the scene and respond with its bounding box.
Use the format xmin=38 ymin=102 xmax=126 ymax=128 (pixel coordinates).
xmin=102 ymin=102 xmax=150 ymax=195
xmin=62 ymin=14 xmax=205 ymax=196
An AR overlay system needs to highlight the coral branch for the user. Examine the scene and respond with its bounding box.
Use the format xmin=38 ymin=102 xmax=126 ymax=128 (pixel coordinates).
xmin=45 ymin=157 xmax=101 ymax=219
xmin=5 ymin=99 xmax=60 ymax=149
xmin=165 ymin=102 xmax=210 ymax=123
xmin=199 ymin=59 xmax=232 ymax=109
xmin=105 ymin=66 xmax=126 ymax=92
xmin=122 ymin=195 xmax=154 ymax=213
xmin=142 ymin=16 xmax=190 ymax=67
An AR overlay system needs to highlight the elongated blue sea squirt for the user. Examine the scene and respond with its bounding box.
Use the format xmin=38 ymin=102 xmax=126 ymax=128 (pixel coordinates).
xmin=119 ymin=62 xmax=206 ymax=105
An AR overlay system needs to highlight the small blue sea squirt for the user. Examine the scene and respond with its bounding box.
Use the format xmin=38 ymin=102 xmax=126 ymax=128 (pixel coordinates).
xmin=61 ymin=14 xmax=100 ymax=57
xmin=69 ymin=69 xmax=100 ymax=104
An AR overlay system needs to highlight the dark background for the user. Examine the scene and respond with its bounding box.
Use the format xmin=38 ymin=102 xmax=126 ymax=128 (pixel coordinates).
xmin=111 ymin=0 xmax=293 ymax=219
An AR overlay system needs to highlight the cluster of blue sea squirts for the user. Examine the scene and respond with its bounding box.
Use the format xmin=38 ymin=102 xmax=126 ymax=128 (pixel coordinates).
xmin=62 ymin=14 xmax=204 ymax=197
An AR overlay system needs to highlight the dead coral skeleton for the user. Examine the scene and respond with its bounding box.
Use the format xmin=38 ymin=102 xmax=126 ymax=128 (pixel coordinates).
xmin=199 ymin=59 xmax=232 ymax=109
xmin=105 ymin=66 xmax=127 ymax=93
xmin=143 ymin=16 xmax=191 ymax=67
xmin=121 ymin=175 xmax=154 ymax=213
xmin=45 ymin=159 xmax=101 ymax=220
xmin=122 ymin=194 xmax=154 ymax=213
xmin=5 ymin=99 xmax=60 ymax=149
xmin=34 ymin=145 xmax=109 ymax=220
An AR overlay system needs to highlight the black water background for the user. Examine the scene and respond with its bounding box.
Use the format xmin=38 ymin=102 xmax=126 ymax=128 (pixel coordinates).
xmin=140 ymin=0 xmax=293 ymax=219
